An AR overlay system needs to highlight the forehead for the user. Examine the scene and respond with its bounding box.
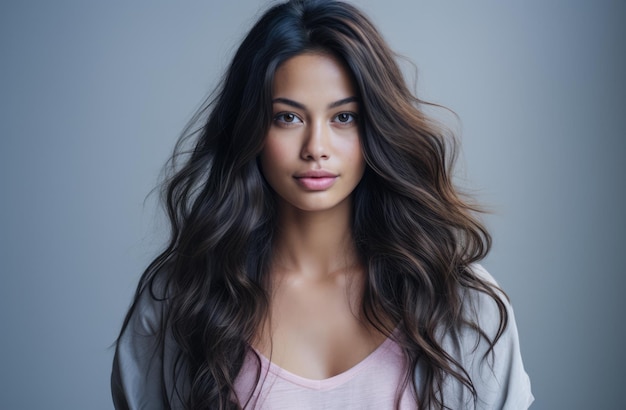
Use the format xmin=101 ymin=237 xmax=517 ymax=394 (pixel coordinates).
xmin=272 ymin=53 xmax=357 ymax=102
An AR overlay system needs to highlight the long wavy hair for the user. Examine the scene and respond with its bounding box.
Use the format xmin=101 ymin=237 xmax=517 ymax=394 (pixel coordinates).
xmin=117 ymin=0 xmax=508 ymax=408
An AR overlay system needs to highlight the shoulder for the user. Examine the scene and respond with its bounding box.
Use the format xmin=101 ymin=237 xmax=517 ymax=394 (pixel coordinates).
xmin=461 ymin=264 xmax=509 ymax=344
xmin=116 ymin=273 xmax=170 ymax=350
xmin=423 ymin=264 xmax=534 ymax=409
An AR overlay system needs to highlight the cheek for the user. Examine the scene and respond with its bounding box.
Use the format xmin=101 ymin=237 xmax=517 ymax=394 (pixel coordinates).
xmin=339 ymin=138 xmax=365 ymax=174
xmin=260 ymin=137 xmax=290 ymax=176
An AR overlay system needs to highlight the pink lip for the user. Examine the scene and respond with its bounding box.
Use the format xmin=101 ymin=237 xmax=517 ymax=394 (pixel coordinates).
xmin=294 ymin=170 xmax=338 ymax=190
xmin=295 ymin=170 xmax=337 ymax=178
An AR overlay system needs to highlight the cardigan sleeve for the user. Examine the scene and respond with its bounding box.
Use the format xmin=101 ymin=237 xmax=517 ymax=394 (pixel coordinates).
xmin=111 ymin=286 xmax=183 ymax=410
xmin=457 ymin=264 xmax=533 ymax=409
xmin=418 ymin=264 xmax=534 ymax=409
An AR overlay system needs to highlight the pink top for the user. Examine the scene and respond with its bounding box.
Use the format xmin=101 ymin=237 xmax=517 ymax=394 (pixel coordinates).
xmin=233 ymin=336 xmax=416 ymax=409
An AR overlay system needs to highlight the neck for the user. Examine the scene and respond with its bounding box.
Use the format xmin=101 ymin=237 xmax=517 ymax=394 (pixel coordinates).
xmin=271 ymin=199 xmax=360 ymax=279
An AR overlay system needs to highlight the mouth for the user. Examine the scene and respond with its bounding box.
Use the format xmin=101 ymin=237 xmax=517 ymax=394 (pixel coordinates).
xmin=294 ymin=170 xmax=338 ymax=190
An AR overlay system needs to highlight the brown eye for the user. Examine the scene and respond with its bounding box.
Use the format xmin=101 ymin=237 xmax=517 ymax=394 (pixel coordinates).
xmin=274 ymin=112 xmax=302 ymax=125
xmin=334 ymin=112 xmax=357 ymax=124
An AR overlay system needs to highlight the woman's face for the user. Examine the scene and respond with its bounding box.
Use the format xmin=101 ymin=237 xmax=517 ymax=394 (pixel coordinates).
xmin=260 ymin=52 xmax=365 ymax=213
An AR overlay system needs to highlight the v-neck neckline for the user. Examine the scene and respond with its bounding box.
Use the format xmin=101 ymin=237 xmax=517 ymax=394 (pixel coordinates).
xmin=251 ymin=335 xmax=396 ymax=390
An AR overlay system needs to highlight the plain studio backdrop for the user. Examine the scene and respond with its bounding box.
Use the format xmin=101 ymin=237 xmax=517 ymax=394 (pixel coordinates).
xmin=1 ymin=1 xmax=624 ymax=409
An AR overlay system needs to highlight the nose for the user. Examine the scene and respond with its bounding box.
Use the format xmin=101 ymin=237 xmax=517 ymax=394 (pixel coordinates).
xmin=301 ymin=120 xmax=329 ymax=161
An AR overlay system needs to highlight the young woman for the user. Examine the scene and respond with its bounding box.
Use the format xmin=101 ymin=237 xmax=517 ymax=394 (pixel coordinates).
xmin=112 ymin=0 xmax=533 ymax=408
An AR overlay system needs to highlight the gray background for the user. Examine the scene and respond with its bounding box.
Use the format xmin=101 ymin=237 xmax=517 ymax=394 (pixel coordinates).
xmin=1 ymin=1 xmax=624 ymax=409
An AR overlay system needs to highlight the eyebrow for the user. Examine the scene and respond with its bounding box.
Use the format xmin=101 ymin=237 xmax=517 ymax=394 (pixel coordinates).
xmin=272 ymin=96 xmax=359 ymax=110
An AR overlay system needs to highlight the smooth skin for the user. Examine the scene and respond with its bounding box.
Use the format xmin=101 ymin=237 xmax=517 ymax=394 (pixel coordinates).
xmin=256 ymin=53 xmax=387 ymax=380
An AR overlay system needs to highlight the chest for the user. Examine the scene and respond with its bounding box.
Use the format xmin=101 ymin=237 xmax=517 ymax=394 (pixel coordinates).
xmin=255 ymin=272 xmax=386 ymax=380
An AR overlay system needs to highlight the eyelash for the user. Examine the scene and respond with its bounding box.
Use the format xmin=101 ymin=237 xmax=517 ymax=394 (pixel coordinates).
xmin=272 ymin=112 xmax=358 ymax=126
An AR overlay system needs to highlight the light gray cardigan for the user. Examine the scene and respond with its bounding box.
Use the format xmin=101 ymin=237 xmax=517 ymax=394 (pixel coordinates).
xmin=111 ymin=264 xmax=533 ymax=409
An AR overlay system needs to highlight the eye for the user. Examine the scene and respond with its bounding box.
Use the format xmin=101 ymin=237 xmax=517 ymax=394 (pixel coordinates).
xmin=333 ymin=112 xmax=357 ymax=124
xmin=274 ymin=112 xmax=303 ymax=125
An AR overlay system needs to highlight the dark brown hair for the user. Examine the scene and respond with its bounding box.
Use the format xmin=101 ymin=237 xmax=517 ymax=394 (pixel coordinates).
xmin=116 ymin=0 xmax=508 ymax=408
